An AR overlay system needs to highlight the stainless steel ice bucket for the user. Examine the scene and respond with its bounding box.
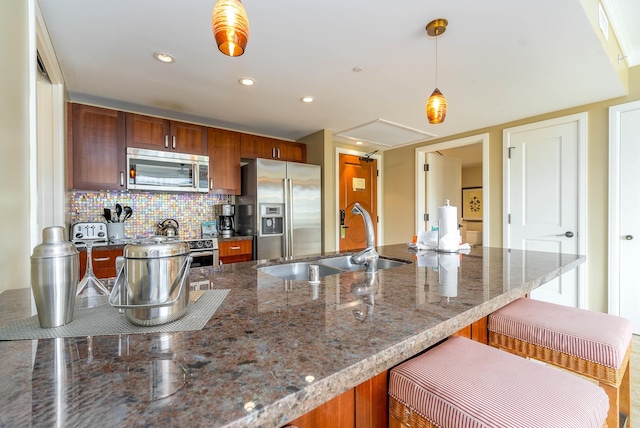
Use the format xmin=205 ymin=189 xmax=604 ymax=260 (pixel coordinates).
xmin=109 ymin=237 xmax=191 ymax=326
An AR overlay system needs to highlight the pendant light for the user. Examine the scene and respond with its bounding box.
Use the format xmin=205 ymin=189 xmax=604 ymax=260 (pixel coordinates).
xmin=211 ymin=0 xmax=250 ymax=57
xmin=426 ymin=19 xmax=448 ymax=124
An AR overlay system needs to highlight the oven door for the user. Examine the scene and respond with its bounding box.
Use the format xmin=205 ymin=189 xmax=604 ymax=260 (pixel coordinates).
xmin=190 ymin=250 xmax=218 ymax=267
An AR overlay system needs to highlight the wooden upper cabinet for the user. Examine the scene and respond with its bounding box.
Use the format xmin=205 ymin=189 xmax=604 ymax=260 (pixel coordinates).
xmin=69 ymin=103 xmax=126 ymax=190
xmin=277 ymin=140 xmax=306 ymax=163
xmin=208 ymin=128 xmax=241 ymax=195
xmin=240 ymin=133 xmax=306 ymax=163
xmin=125 ymin=113 xmax=207 ymax=155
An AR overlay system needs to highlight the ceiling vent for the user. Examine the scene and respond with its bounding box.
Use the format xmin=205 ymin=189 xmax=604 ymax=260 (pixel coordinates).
xmin=336 ymin=119 xmax=437 ymax=147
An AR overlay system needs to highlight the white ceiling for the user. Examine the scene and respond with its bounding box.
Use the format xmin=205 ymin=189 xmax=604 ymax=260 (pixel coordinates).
xmin=38 ymin=0 xmax=637 ymax=151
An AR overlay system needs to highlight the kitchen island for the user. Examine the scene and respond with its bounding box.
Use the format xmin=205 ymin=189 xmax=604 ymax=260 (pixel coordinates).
xmin=0 ymin=245 xmax=584 ymax=427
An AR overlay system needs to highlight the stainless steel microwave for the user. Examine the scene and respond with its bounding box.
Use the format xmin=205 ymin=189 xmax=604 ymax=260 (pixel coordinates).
xmin=126 ymin=147 xmax=209 ymax=193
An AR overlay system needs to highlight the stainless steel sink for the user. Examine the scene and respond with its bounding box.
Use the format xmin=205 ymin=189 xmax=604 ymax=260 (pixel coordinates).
xmin=257 ymin=262 xmax=342 ymax=281
xmin=257 ymin=256 xmax=411 ymax=281
xmin=317 ymin=255 xmax=410 ymax=272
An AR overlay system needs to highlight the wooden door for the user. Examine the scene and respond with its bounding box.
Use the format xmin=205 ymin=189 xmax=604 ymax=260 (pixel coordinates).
xmin=339 ymin=153 xmax=378 ymax=251
xmin=170 ymin=121 xmax=207 ymax=155
xmin=505 ymin=114 xmax=586 ymax=307
xmin=125 ymin=113 xmax=169 ymax=151
xmin=208 ymin=128 xmax=241 ymax=194
xmin=70 ymin=104 xmax=126 ymax=190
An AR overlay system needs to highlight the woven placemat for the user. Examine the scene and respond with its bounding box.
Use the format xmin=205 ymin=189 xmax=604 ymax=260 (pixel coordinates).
xmin=0 ymin=289 xmax=229 ymax=341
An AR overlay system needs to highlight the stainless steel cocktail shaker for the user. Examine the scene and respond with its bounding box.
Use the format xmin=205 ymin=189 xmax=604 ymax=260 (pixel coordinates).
xmin=30 ymin=226 xmax=79 ymax=328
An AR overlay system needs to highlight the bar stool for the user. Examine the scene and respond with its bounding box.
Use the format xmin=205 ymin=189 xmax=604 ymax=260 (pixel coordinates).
xmin=389 ymin=336 xmax=609 ymax=428
xmin=488 ymin=297 xmax=632 ymax=428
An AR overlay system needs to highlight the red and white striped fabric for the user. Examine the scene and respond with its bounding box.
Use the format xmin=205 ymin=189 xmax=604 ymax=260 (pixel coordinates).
xmin=389 ymin=336 xmax=609 ymax=428
xmin=488 ymin=297 xmax=632 ymax=369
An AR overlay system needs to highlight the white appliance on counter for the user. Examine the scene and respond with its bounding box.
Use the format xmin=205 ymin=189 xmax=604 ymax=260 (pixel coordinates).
xmin=237 ymin=159 xmax=321 ymax=260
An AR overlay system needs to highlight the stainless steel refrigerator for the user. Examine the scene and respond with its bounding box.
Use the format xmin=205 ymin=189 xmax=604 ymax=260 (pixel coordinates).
xmin=237 ymin=158 xmax=321 ymax=260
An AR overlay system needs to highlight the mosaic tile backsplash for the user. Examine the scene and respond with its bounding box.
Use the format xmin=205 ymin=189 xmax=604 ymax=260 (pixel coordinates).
xmin=70 ymin=191 xmax=233 ymax=239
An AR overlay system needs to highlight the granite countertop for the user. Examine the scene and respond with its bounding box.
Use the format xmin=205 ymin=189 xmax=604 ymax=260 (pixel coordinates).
xmin=0 ymin=245 xmax=584 ymax=427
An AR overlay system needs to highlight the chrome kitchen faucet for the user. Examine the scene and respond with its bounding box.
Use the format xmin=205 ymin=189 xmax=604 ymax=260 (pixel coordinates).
xmin=349 ymin=203 xmax=379 ymax=273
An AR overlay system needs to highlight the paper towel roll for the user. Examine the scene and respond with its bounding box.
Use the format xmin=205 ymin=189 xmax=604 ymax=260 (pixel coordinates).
xmin=437 ymin=200 xmax=459 ymax=252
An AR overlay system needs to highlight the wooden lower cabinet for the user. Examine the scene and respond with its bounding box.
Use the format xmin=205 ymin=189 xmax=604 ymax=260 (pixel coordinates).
xmin=452 ymin=316 xmax=488 ymax=344
xmin=79 ymin=248 xmax=123 ymax=279
xmin=285 ymin=371 xmax=388 ymax=428
xmin=219 ymin=239 xmax=252 ymax=264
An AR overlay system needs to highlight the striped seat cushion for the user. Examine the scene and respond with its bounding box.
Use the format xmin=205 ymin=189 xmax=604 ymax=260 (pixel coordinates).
xmin=389 ymin=336 xmax=609 ymax=428
xmin=488 ymin=297 xmax=632 ymax=369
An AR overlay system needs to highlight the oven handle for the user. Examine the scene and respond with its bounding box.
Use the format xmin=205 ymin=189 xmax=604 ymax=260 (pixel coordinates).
xmin=191 ymin=251 xmax=215 ymax=257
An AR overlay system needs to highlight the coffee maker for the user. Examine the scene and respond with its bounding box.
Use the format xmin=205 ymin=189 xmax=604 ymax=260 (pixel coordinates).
xmin=214 ymin=204 xmax=235 ymax=237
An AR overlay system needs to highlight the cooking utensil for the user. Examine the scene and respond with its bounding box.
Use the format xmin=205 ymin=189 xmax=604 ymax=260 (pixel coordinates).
xmin=115 ymin=204 xmax=123 ymax=222
xmin=104 ymin=208 xmax=112 ymax=223
xmin=123 ymin=206 xmax=132 ymax=222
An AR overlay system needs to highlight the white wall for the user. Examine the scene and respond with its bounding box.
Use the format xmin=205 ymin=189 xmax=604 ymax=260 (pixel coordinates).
xmin=0 ymin=1 xmax=32 ymax=292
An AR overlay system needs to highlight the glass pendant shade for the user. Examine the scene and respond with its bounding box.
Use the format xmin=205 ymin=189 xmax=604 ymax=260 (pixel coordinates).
xmin=426 ymin=88 xmax=447 ymax=124
xmin=212 ymin=0 xmax=250 ymax=57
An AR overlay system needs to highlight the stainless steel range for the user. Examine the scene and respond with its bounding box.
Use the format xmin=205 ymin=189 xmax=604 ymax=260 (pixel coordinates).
xmin=186 ymin=237 xmax=219 ymax=267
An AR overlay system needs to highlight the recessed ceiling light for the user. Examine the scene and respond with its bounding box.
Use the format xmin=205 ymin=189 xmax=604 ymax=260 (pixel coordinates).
xmin=353 ymin=66 xmax=364 ymax=72
xmin=356 ymin=141 xmax=363 ymax=145
xmin=154 ymin=52 xmax=175 ymax=63
xmin=239 ymin=77 xmax=255 ymax=86
xmin=301 ymin=96 xmax=315 ymax=103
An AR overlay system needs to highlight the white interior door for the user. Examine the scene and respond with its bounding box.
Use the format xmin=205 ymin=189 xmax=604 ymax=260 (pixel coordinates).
xmin=504 ymin=113 xmax=587 ymax=308
xmin=609 ymin=100 xmax=640 ymax=333
xmin=426 ymin=153 xmax=461 ymax=232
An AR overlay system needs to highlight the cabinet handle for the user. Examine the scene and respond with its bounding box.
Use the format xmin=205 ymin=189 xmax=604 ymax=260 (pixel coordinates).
xmin=164 ymin=135 xmax=169 ymax=148
xmin=277 ymin=148 xmax=280 ymax=159
xmin=272 ymin=147 xmax=276 ymax=158
xmin=172 ymin=135 xmax=176 ymax=150
xmin=209 ymin=178 xmax=213 ymax=190
xmin=93 ymin=257 xmax=110 ymax=262
xmin=120 ymin=171 xmax=125 ymax=187
xmin=230 ymin=246 xmax=241 ymax=250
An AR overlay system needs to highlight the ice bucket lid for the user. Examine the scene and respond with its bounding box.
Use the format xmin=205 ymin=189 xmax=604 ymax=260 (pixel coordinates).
xmin=124 ymin=237 xmax=190 ymax=259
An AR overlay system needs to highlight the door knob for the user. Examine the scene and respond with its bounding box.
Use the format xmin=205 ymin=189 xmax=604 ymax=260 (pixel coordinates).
xmin=557 ymin=231 xmax=574 ymax=238
xmin=625 ymin=235 xmax=633 ymax=240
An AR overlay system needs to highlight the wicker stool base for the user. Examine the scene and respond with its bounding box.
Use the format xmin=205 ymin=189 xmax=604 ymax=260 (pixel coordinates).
xmin=489 ymin=331 xmax=629 ymax=428
xmin=389 ymin=396 xmax=437 ymax=428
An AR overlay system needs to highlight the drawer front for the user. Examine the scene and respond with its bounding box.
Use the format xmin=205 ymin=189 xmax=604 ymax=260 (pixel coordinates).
xmin=79 ymin=248 xmax=122 ymax=279
xmin=219 ymin=240 xmax=252 ymax=257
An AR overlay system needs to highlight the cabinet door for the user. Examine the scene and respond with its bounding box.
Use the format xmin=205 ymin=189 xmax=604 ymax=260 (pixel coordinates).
xmin=79 ymin=248 xmax=122 ymax=279
xmin=219 ymin=240 xmax=253 ymax=264
xmin=171 ymin=121 xmax=207 ymax=155
xmin=71 ymin=104 xmax=126 ymax=190
xmin=240 ymin=133 xmax=276 ymax=159
xmin=208 ymin=128 xmax=241 ymax=194
xmin=125 ymin=113 xmax=169 ymax=151
xmin=277 ymin=140 xmax=306 ymax=163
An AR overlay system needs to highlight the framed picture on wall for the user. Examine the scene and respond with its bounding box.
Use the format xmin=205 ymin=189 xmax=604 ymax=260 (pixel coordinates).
xmin=462 ymin=187 xmax=483 ymax=221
